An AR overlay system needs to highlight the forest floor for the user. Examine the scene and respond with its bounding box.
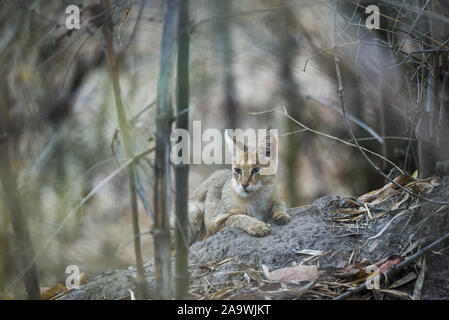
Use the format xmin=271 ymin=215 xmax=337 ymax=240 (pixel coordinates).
xmin=52 ymin=165 xmax=449 ymax=300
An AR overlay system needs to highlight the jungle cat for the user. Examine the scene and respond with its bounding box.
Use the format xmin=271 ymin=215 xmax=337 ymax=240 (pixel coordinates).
xmin=186 ymin=129 xmax=290 ymax=244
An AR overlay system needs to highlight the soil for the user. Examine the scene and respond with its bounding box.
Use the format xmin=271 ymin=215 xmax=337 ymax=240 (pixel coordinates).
xmin=61 ymin=174 xmax=449 ymax=300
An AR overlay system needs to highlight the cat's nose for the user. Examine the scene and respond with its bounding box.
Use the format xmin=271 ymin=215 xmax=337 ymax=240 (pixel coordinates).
xmin=242 ymin=183 xmax=249 ymax=190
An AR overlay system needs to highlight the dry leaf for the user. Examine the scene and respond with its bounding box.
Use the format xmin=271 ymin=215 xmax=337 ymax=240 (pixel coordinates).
xmin=336 ymin=255 xmax=403 ymax=283
xmin=401 ymin=241 xmax=419 ymax=256
xmin=389 ymin=193 xmax=410 ymax=210
xmin=270 ymin=265 xmax=318 ymax=283
xmin=79 ymin=272 xmax=88 ymax=285
xmin=296 ymin=249 xmax=323 ymax=256
xmin=335 ymin=268 xmax=363 ymax=280
xmin=358 ymin=174 xmax=412 ymax=203
xmin=367 ymin=210 xmax=408 ymax=240
xmin=41 ymin=283 xmax=68 ymax=300
xmin=379 ymin=289 xmax=410 ymax=298
xmin=240 ymin=263 xmax=263 ymax=284
xmin=412 ymin=182 xmax=434 ymax=194
xmin=368 ymin=240 xmax=379 ymax=253
xmin=259 ymin=282 xmax=282 ymax=292
xmin=369 ymin=189 xmax=399 ymax=206
xmin=413 ymin=256 xmax=426 ymax=300
xmin=378 ymin=255 xmax=403 ymax=273
xmin=430 ymin=178 xmax=440 ymax=187
xmin=389 ymin=272 xmax=417 ymax=289
xmin=208 ymin=287 xmax=235 ymax=299
xmin=261 ymin=264 xmax=271 ymax=281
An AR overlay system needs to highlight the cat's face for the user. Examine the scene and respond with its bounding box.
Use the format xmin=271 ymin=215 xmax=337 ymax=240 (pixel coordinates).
xmin=226 ymin=130 xmax=277 ymax=198
xmin=231 ymin=151 xmax=271 ymax=198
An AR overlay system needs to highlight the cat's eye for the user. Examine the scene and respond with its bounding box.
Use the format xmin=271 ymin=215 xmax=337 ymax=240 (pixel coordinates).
xmin=234 ymin=168 xmax=242 ymax=175
xmin=251 ymin=167 xmax=260 ymax=175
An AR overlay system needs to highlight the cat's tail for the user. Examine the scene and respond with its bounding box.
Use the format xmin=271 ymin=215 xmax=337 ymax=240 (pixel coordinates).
xmin=187 ymin=199 xmax=206 ymax=244
xmin=169 ymin=199 xmax=206 ymax=247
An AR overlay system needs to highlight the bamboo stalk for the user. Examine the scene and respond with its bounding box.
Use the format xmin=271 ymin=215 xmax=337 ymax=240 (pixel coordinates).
xmin=101 ymin=0 xmax=147 ymax=299
xmin=0 ymin=87 xmax=40 ymax=299
xmin=0 ymin=205 xmax=8 ymax=292
xmin=154 ymin=0 xmax=180 ymax=299
xmin=175 ymin=0 xmax=190 ymax=299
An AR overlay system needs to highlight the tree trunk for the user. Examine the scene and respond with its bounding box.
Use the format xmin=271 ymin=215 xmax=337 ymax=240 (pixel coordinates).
xmin=417 ymin=1 xmax=443 ymax=177
xmin=214 ymin=0 xmax=239 ymax=129
xmin=276 ymin=2 xmax=303 ymax=206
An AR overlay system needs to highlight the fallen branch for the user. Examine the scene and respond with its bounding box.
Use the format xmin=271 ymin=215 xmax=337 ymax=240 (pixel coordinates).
xmin=334 ymin=231 xmax=449 ymax=300
xmin=305 ymin=95 xmax=383 ymax=143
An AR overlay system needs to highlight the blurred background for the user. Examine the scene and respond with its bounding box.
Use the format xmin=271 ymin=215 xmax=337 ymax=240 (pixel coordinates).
xmin=1 ymin=0 xmax=448 ymax=298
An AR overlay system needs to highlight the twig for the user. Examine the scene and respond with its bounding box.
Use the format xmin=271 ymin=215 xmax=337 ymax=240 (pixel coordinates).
xmin=117 ymin=7 xmax=130 ymax=46
xmin=389 ymin=47 xmax=449 ymax=69
xmin=124 ymin=0 xmax=146 ymax=49
xmin=131 ymin=99 xmax=156 ymax=123
xmin=306 ymin=95 xmax=383 ymax=143
xmin=334 ymin=231 xmax=449 ymax=300
xmin=303 ymin=41 xmax=390 ymax=72
xmin=367 ymin=209 xmax=409 ymax=241
xmin=350 ymin=136 xmax=416 ymax=142
xmin=280 ymin=129 xmax=307 ymax=137
xmin=344 ymin=0 xmax=449 ymax=51
xmin=395 ymin=0 xmax=431 ymax=55
xmin=250 ymin=108 xmax=404 ymax=174
xmin=134 ymin=167 xmax=154 ymax=224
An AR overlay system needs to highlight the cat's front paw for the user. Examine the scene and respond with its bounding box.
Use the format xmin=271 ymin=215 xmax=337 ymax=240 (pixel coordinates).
xmin=272 ymin=211 xmax=291 ymax=225
xmin=246 ymin=221 xmax=270 ymax=237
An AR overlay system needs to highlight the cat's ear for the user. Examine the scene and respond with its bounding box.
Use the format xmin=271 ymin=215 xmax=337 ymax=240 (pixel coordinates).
xmin=225 ymin=130 xmax=246 ymax=155
xmin=258 ymin=129 xmax=278 ymax=175
xmin=258 ymin=129 xmax=277 ymax=158
xmin=224 ymin=130 xmax=237 ymax=155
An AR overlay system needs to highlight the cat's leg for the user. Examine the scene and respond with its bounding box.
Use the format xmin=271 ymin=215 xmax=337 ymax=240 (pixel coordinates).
xmin=224 ymin=214 xmax=270 ymax=237
xmin=272 ymin=207 xmax=290 ymax=225
xmin=204 ymin=184 xmax=270 ymax=237
xmin=271 ymin=186 xmax=291 ymax=225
